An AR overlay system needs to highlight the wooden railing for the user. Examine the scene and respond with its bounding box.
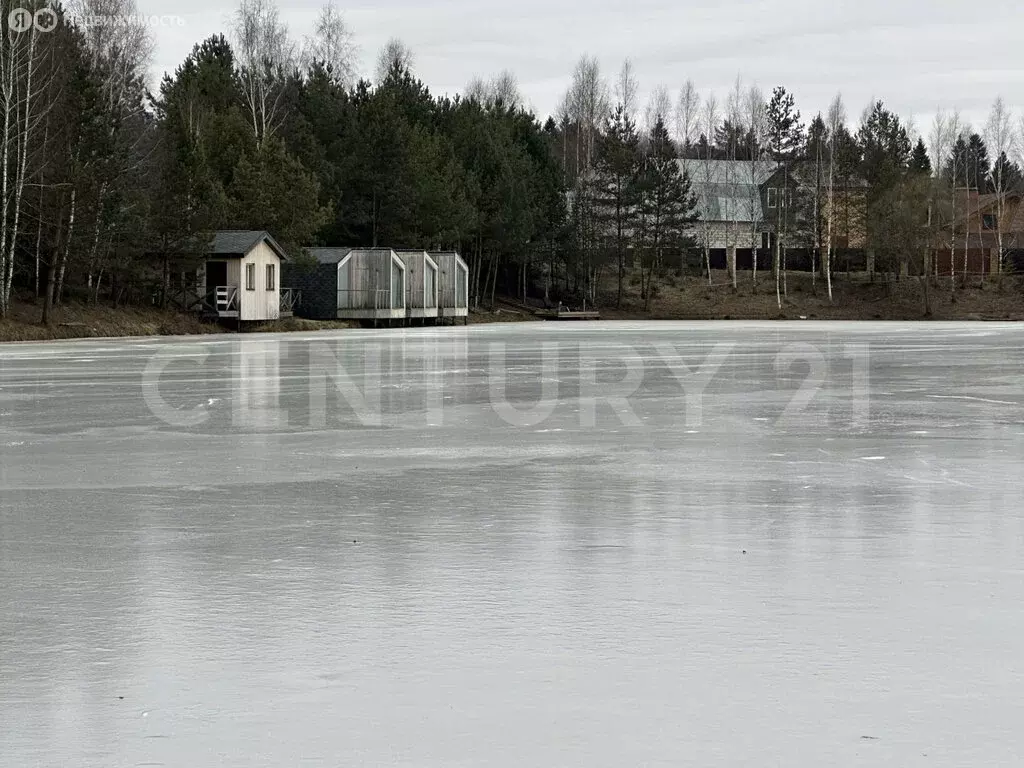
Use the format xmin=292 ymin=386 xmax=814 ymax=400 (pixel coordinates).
xmin=168 ymin=287 xmax=204 ymax=313
xmin=280 ymin=287 xmax=300 ymax=314
xmin=338 ymin=288 xmax=391 ymax=310
xmin=211 ymin=285 xmax=239 ymax=313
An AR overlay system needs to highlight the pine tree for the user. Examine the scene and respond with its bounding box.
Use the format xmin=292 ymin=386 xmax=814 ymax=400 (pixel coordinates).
xmin=593 ymin=104 xmax=641 ymax=307
xmin=228 ymin=138 xmax=330 ymax=251
xmin=857 ymin=101 xmax=911 ymax=190
xmin=635 ymin=117 xmax=698 ymax=310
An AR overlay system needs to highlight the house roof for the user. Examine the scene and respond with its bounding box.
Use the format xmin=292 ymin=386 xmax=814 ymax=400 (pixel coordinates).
xmin=679 ymin=160 xmax=778 ymax=223
xmin=790 ymin=161 xmax=869 ymax=189
xmin=209 ymin=230 xmax=288 ymax=260
xmin=951 ymin=191 xmax=1024 ymax=233
xmin=306 ymin=247 xmax=406 ymax=266
xmin=306 ymin=247 xmax=353 ymax=265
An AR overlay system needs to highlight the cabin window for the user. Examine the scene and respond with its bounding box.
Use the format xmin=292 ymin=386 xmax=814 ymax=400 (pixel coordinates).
xmin=266 ymin=264 xmax=276 ymax=291
xmin=982 ymin=214 xmax=997 ymax=230
xmin=246 ymin=262 xmax=256 ymax=291
xmin=767 ymin=188 xmax=777 ymax=208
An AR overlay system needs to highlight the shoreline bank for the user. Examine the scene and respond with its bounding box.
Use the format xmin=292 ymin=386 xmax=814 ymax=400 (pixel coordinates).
xmin=2 ymin=276 xmax=1022 ymax=344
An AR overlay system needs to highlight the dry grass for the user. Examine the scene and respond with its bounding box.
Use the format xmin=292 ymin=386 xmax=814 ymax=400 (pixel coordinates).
xmin=468 ymin=306 xmax=541 ymax=324
xmin=3 ymin=274 xmax=1020 ymax=344
xmin=598 ymin=270 xmax=1024 ymax=322
xmin=0 ymin=299 xmax=223 ymax=342
xmin=0 ymin=300 xmax=376 ymax=343
xmin=243 ymin=317 xmax=362 ymax=333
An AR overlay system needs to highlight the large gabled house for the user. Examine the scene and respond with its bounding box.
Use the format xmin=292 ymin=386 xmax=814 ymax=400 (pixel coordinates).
xmin=680 ymin=159 xmax=778 ymax=269
xmin=933 ymin=190 xmax=1024 ymax=276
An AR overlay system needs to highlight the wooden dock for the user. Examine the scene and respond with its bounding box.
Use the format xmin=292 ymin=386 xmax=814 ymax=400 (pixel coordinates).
xmin=498 ymin=298 xmax=601 ymax=321
xmin=535 ymin=308 xmax=601 ymax=321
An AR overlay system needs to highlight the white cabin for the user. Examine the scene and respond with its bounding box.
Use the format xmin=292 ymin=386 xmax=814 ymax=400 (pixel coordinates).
xmin=196 ymin=231 xmax=293 ymax=321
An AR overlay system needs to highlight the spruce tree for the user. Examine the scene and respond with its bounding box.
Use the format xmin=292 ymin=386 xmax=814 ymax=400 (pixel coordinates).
xmin=992 ymin=152 xmax=1024 ymax=194
xmin=965 ymin=133 xmax=991 ymax=191
xmin=910 ymin=138 xmax=932 ymax=176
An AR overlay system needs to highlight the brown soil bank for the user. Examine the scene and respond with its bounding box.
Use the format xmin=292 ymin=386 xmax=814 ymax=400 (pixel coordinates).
xmin=0 ymin=300 xmax=358 ymax=343
xmin=591 ymin=271 xmax=1024 ymax=322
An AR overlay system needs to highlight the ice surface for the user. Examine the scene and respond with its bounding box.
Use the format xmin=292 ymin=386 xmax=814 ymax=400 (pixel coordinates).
xmin=1 ymin=321 xmax=1023 ymax=767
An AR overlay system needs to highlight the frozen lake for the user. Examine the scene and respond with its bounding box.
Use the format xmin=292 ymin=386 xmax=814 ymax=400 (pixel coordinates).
xmin=1 ymin=321 xmax=1023 ymax=767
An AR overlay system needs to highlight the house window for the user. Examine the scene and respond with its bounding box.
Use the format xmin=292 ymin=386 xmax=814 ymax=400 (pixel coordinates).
xmin=982 ymin=214 xmax=997 ymax=230
xmin=246 ymin=262 xmax=256 ymax=291
xmin=767 ymin=188 xmax=778 ymax=208
xmin=266 ymin=264 xmax=276 ymax=291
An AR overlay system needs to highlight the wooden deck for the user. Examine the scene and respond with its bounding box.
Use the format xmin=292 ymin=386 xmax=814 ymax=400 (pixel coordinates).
xmin=498 ymin=298 xmax=601 ymax=321
xmin=535 ymin=308 xmax=601 ymax=321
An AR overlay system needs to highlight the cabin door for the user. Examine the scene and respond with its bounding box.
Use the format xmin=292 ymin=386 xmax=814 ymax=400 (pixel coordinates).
xmin=206 ymin=261 xmax=228 ymax=291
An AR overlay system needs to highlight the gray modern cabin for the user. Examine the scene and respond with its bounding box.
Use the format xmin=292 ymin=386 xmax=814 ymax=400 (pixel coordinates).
xmin=284 ymin=247 xmax=406 ymax=322
xmin=395 ymin=250 xmax=439 ymax=321
xmin=430 ymin=251 xmax=469 ymax=324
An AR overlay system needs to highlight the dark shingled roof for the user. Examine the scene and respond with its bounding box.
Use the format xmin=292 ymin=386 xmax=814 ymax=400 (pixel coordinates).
xmin=306 ymin=247 xmax=353 ymax=265
xmin=305 ymin=247 xmax=406 ymax=264
xmin=208 ymin=230 xmax=288 ymax=260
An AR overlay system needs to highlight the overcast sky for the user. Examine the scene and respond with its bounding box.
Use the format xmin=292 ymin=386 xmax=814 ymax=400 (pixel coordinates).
xmin=139 ymin=0 xmax=1024 ymax=144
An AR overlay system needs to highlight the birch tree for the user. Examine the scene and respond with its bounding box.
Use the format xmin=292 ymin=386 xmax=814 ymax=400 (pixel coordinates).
xmin=374 ymin=37 xmax=413 ymax=83
xmin=824 ymin=92 xmax=846 ymax=302
xmin=744 ymin=85 xmax=765 ymax=289
xmin=724 ymin=76 xmax=745 ymax=290
xmin=929 ymin=108 xmax=951 ymax=178
xmin=945 ymin=110 xmax=962 ymax=292
xmin=675 ymin=79 xmax=699 ymax=155
xmin=985 ymin=97 xmax=1013 ymax=278
xmin=66 ymin=0 xmax=154 ymax=301
xmin=927 ymin=108 xmax=951 ymax=280
xmin=0 ymin=0 xmax=51 ymax=317
xmin=644 ymin=85 xmax=672 ymax=137
xmin=563 ymin=56 xmax=607 ymax=300
xmin=807 ymin=113 xmax=827 ymax=293
xmin=697 ymin=93 xmax=718 ymax=284
xmin=489 ymin=70 xmax=521 ymax=110
xmin=466 ymin=71 xmax=521 ymax=110
xmin=233 ymin=0 xmax=296 ymax=148
xmin=614 ymin=58 xmax=638 ymax=124
xmin=565 ymin=55 xmax=608 ymax=175
xmin=1018 ymin=114 xmax=1024 ymax=170
xmin=301 ymin=1 xmax=357 ymax=86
